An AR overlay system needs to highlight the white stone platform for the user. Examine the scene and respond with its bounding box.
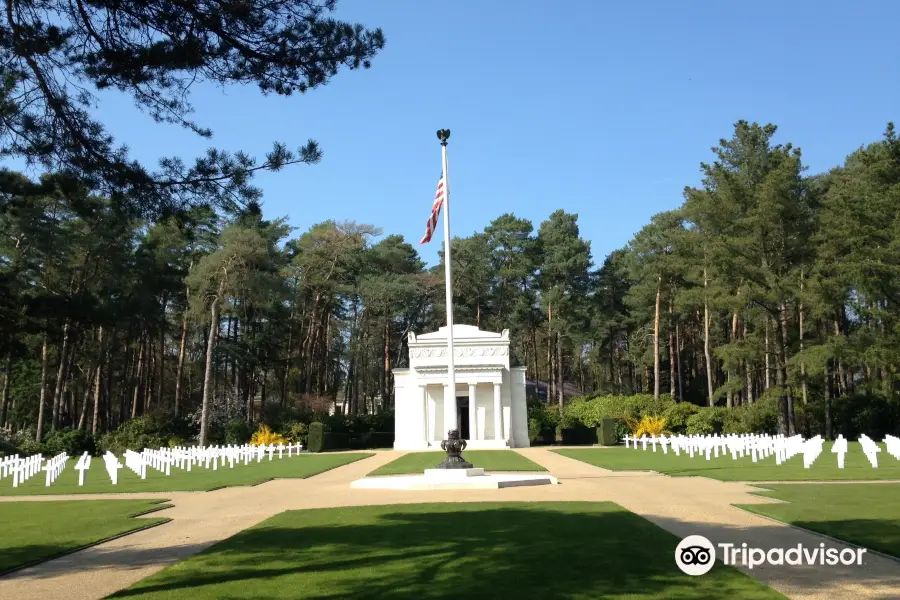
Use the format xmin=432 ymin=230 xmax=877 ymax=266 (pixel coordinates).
xmin=350 ymin=468 xmax=558 ymax=490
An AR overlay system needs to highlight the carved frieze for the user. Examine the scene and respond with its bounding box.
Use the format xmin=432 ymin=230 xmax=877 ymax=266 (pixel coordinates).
xmin=410 ymin=346 xmax=509 ymax=359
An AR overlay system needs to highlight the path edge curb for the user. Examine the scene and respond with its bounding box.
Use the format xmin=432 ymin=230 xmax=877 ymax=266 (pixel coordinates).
xmin=0 ymin=499 xmax=174 ymax=578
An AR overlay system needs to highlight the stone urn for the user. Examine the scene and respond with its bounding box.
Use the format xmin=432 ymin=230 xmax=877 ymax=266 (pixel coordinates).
xmin=435 ymin=429 xmax=474 ymax=469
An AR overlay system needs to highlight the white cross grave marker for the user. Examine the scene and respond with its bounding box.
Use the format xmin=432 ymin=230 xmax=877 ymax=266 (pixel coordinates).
xmin=832 ymin=435 xmax=848 ymax=469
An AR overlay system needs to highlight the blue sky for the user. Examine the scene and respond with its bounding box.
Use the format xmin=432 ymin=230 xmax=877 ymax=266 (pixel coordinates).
xmin=33 ymin=1 xmax=900 ymax=267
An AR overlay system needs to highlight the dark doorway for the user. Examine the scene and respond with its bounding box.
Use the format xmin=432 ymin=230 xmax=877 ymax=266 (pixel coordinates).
xmin=456 ymin=396 xmax=470 ymax=440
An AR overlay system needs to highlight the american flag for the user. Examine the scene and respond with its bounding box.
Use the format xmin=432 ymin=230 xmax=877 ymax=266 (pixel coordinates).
xmin=419 ymin=175 xmax=446 ymax=244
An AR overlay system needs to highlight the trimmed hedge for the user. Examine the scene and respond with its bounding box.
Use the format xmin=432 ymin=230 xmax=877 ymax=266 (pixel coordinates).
xmin=323 ymin=432 xmax=351 ymax=450
xmin=307 ymin=422 xmax=326 ymax=452
xmin=560 ymin=426 xmax=597 ymax=445
xmin=307 ymin=422 xmax=392 ymax=451
xmin=350 ymin=431 xmax=395 ymax=449
xmin=596 ymin=419 xmax=617 ymax=446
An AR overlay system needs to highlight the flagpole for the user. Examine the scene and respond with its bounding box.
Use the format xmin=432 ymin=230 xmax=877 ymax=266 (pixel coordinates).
xmin=437 ymin=129 xmax=456 ymax=438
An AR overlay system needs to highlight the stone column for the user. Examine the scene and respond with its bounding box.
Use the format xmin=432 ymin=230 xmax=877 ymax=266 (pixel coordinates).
xmin=493 ymin=382 xmax=503 ymax=441
xmin=428 ymin=387 xmax=437 ymax=442
xmin=420 ymin=385 xmax=428 ymax=445
xmin=468 ymin=383 xmax=477 ymax=441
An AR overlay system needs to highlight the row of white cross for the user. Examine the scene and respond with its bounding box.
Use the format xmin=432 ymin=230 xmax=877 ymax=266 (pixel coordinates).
xmin=623 ymin=432 xmax=897 ymax=469
xmin=43 ymin=452 xmax=69 ymax=486
xmin=0 ymin=454 xmax=46 ymax=487
xmin=4 ymin=442 xmax=307 ymax=488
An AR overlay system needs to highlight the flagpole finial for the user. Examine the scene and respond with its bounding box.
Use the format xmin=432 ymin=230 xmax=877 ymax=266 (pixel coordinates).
xmin=436 ymin=129 xmax=451 ymax=146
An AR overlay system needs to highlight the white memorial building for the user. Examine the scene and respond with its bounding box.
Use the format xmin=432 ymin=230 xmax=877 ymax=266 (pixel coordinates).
xmin=392 ymin=325 xmax=530 ymax=450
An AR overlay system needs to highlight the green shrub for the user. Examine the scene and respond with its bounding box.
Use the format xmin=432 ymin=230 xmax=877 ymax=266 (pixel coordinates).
xmin=97 ymin=414 xmax=195 ymax=454
xmin=721 ymin=398 xmax=780 ymax=435
xmin=663 ymin=402 xmax=701 ymax=434
xmin=16 ymin=437 xmax=46 ymax=456
xmin=527 ymin=401 xmax=559 ymax=444
xmin=831 ymin=392 xmax=900 ymax=438
xmin=43 ymin=428 xmax=96 ymax=456
xmin=224 ymin=418 xmax=252 ymax=445
xmin=307 ymin=421 xmax=326 ymax=453
xmin=685 ymin=408 xmax=727 ymax=435
xmin=280 ymin=420 xmax=309 ymax=445
xmin=566 ymin=394 xmax=675 ymax=427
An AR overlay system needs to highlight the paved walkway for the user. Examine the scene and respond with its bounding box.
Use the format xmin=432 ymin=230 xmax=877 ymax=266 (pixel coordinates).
xmin=1 ymin=448 xmax=899 ymax=600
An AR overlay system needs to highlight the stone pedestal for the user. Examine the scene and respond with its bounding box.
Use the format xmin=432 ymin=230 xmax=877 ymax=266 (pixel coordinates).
xmin=423 ymin=468 xmax=485 ymax=479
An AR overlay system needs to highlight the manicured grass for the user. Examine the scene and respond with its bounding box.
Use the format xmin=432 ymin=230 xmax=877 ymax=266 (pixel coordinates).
xmin=0 ymin=452 xmax=373 ymax=496
xmin=738 ymin=483 xmax=900 ymax=559
xmin=369 ymin=450 xmax=546 ymax=476
xmin=0 ymin=499 xmax=170 ymax=573
xmin=111 ymin=502 xmax=785 ymax=600
xmin=554 ymin=442 xmax=900 ymax=481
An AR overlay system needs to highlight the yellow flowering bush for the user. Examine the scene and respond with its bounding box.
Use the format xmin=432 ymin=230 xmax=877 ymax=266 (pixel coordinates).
xmin=626 ymin=415 xmax=670 ymax=438
xmin=250 ymin=424 xmax=287 ymax=446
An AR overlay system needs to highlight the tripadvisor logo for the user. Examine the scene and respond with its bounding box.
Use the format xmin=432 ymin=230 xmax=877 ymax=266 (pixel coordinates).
xmin=676 ymin=535 xmax=868 ymax=575
xmin=676 ymin=535 xmax=716 ymax=576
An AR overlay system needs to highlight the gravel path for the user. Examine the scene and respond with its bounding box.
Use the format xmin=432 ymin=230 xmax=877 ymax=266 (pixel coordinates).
xmin=1 ymin=448 xmax=898 ymax=600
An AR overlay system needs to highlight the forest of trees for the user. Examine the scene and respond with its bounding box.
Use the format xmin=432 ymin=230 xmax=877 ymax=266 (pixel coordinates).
xmin=2 ymin=120 xmax=899 ymax=443
xmin=0 ymin=2 xmax=897 ymax=445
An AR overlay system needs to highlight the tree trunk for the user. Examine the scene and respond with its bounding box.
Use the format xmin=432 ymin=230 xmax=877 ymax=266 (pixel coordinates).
xmin=131 ymin=337 xmax=145 ymax=419
xmin=833 ymin=317 xmax=846 ymax=396
xmin=578 ymin=351 xmax=586 ymax=394
xmin=158 ymin=307 xmax=166 ymax=411
xmin=824 ymin=360 xmax=833 ymax=439
xmin=281 ymin=278 xmax=297 ymax=407
xmin=174 ymin=309 xmax=189 ymax=417
xmin=744 ymin=322 xmax=753 ymax=404
xmin=668 ymin=329 xmax=676 ymax=400
xmin=61 ymin=345 xmax=77 ymax=428
xmin=547 ymin=302 xmax=554 ymax=406
xmin=675 ymin=321 xmax=683 ymax=401
xmin=91 ymin=326 xmax=104 ymax=435
xmin=303 ymin=295 xmax=321 ymax=395
xmin=773 ymin=305 xmax=792 ymax=436
xmin=199 ymin=280 xmax=225 ymax=446
xmin=383 ymin=318 xmax=391 ymax=409
xmin=557 ymin=332 xmax=564 ymax=411
xmin=319 ymin=310 xmax=331 ymax=397
xmin=727 ymin=308 xmax=739 ymax=409
xmin=0 ymin=353 xmax=11 ymax=427
xmin=765 ymin=317 xmax=772 ymax=390
xmin=703 ymin=269 xmax=714 ymax=406
xmin=799 ymin=272 xmax=808 ymax=404
xmin=777 ymin=302 xmax=795 ymax=435
xmin=51 ymin=320 xmax=72 ymax=429
xmin=119 ymin=342 xmax=131 ymax=425
xmin=36 ymin=334 xmax=49 ymax=442
xmin=77 ymin=366 xmax=95 ymax=430
xmin=232 ymin=314 xmax=241 ymax=409
xmin=653 ymin=272 xmax=661 ymax=400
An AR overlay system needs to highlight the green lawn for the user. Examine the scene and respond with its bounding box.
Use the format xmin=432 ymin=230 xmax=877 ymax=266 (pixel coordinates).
xmin=0 ymin=499 xmax=170 ymax=574
xmin=0 ymin=452 xmax=373 ymax=496
xmin=554 ymin=442 xmax=900 ymax=481
xmin=739 ymin=483 xmax=900 ymax=559
xmin=369 ymin=450 xmax=546 ymax=476
xmin=110 ymin=502 xmax=785 ymax=600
